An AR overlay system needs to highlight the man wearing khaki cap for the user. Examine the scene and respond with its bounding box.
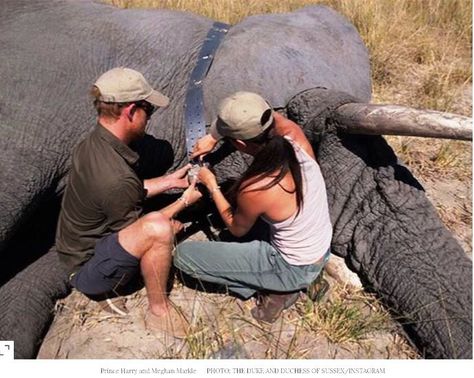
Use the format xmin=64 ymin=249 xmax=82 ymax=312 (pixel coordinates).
xmin=176 ymin=91 xmax=332 ymax=323
xmin=56 ymin=67 xmax=201 ymax=337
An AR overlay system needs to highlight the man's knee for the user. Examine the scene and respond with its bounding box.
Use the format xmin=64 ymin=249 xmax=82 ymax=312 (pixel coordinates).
xmin=141 ymin=212 xmax=173 ymax=245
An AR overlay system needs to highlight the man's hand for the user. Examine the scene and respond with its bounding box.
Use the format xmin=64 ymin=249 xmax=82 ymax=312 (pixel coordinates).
xmin=181 ymin=179 xmax=203 ymax=206
xmin=167 ymin=163 xmax=192 ymax=189
xmin=144 ymin=164 xmax=191 ymax=198
xmin=191 ymin=134 xmax=218 ymax=160
xmin=159 ymin=180 xmax=203 ymax=219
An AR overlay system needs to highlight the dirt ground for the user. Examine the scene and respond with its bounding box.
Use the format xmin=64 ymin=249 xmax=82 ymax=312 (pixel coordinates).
xmin=37 ymin=254 xmax=414 ymax=359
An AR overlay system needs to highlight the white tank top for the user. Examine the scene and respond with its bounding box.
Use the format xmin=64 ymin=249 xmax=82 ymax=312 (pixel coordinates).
xmin=262 ymin=136 xmax=332 ymax=265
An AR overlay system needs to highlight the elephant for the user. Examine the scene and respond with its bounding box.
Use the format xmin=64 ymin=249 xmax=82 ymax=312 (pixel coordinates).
xmin=0 ymin=0 xmax=471 ymax=359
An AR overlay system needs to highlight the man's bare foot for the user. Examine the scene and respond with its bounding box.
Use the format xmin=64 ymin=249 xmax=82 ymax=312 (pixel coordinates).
xmin=144 ymin=304 xmax=189 ymax=339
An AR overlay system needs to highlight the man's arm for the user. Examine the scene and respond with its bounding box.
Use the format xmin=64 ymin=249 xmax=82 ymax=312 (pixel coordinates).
xmin=143 ymin=164 xmax=191 ymax=198
xmin=102 ymin=177 xmax=144 ymax=225
xmin=159 ymin=181 xmax=202 ymax=219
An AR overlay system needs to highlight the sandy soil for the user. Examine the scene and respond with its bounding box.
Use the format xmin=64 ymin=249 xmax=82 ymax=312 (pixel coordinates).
xmin=38 ymin=231 xmax=418 ymax=359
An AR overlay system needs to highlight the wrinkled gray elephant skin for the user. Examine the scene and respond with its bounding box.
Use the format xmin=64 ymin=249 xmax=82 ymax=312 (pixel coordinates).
xmin=0 ymin=0 xmax=470 ymax=359
xmin=288 ymin=88 xmax=472 ymax=359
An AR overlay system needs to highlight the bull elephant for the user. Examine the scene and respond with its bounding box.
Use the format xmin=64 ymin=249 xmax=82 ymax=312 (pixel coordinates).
xmin=0 ymin=0 xmax=471 ymax=359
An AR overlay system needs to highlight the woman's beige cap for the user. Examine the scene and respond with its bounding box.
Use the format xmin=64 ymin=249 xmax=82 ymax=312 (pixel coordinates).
xmin=210 ymin=91 xmax=274 ymax=140
xmin=94 ymin=67 xmax=169 ymax=107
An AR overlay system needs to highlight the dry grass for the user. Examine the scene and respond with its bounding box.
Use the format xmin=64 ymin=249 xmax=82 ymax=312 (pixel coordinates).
xmin=297 ymin=283 xmax=391 ymax=344
xmin=97 ymin=0 xmax=471 ymax=359
xmin=108 ymin=0 xmax=472 ymax=115
xmin=324 ymin=0 xmax=472 ymax=115
xmin=42 ymin=282 xmax=419 ymax=359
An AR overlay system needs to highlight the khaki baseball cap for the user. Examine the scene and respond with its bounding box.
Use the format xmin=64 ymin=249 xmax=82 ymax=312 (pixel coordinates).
xmin=94 ymin=67 xmax=169 ymax=107
xmin=210 ymin=91 xmax=274 ymax=140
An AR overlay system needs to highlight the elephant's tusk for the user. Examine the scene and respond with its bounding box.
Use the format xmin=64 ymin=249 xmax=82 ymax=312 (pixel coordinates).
xmin=332 ymin=103 xmax=472 ymax=141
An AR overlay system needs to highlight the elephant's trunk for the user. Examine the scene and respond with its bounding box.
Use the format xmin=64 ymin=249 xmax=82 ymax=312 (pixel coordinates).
xmin=0 ymin=249 xmax=70 ymax=358
xmin=286 ymin=87 xmax=472 ymax=358
xmin=332 ymin=103 xmax=472 ymax=141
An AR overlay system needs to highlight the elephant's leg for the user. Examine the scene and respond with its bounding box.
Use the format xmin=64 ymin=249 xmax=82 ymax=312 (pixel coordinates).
xmin=0 ymin=249 xmax=70 ymax=359
xmin=288 ymin=89 xmax=472 ymax=358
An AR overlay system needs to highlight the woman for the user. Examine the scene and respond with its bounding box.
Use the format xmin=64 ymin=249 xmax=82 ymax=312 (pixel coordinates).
xmin=175 ymin=91 xmax=332 ymax=323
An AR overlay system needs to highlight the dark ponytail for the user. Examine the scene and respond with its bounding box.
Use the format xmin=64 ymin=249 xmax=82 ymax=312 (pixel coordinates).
xmin=230 ymin=134 xmax=304 ymax=213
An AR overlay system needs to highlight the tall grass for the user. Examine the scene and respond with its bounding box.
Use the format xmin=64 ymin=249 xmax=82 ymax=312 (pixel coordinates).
xmin=324 ymin=0 xmax=472 ymax=108
xmin=298 ymin=285 xmax=391 ymax=345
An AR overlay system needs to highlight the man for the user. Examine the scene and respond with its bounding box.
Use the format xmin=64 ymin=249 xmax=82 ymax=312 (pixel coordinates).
xmin=56 ymin=67 xmax=201 ymax=338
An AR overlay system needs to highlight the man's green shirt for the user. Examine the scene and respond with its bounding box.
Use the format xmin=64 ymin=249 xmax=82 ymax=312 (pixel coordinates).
xmin=56 ymin=125 xmax=146 ymax=275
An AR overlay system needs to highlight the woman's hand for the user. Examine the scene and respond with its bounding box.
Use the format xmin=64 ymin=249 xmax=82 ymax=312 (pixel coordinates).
xmin=167 ymin=163 xmax=192 ymax=189
xmin=191 ymin=134 xmax=218 ymax=160
xmin=197 ymin=166 xmax=218 ymax=190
